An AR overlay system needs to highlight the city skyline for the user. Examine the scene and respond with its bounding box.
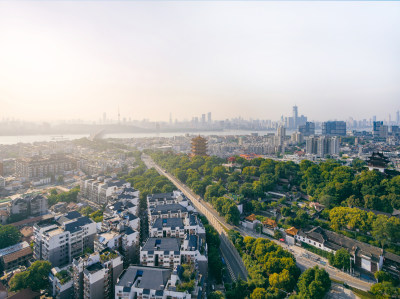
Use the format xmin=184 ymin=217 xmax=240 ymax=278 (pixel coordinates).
xmin=1 ymin=1 xmax=399 ymax=122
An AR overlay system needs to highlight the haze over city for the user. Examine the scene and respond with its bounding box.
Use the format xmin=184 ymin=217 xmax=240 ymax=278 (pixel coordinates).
xmin=1 ymin=1 xmax=399 ymax=123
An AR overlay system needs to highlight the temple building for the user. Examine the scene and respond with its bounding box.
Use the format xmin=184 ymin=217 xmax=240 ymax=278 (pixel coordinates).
xmin=191 ymin=136 xmax=207 ymax=156
xmin=366 ymin=152 xmax=390 ymax=173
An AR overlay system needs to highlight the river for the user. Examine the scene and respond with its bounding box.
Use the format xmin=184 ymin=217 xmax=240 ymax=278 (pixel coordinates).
xmin=0 ymin=130 xmax=294 ymax=145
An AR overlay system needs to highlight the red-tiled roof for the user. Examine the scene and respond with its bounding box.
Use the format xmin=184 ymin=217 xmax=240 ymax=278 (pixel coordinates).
xmin=2 ymin=247 xmax=32 ymax=264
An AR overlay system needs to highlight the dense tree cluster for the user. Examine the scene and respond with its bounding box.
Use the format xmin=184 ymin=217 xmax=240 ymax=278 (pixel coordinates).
xmin=47 ymin=186 xmax=80 ymax=207
xmin=9 ymin=260 xmax=52 ymax=291
xmin=151 ymin=152 xmax=400 ymax=254
xmin=198 ymin=215 xmax=224 ymax=283
xmin=290 ymin=266 xmax=331 ymax=299
xmin=153 ymin=152 xmax=400 ymax=214
xmin=0 ymin=224 xmax=21 ymax=249
xmin=370 ymin=271 xmax=400 ymax=298
xmin=329 ymin=207 xmax=400 ymax=248
xmin=123 ymin=167 xmax=175 ymax=202
xmin=226 ymin=233 xmax=301 ymax=298
xmin=300 ymin=159 xmax=400 ymax=213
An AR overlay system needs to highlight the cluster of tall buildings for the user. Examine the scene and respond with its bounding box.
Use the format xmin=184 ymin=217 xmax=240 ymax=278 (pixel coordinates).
xmin=283 ymin=105 xmax=308 ymax=130
xmin=305 ymin=136 xmax=340 ymax=157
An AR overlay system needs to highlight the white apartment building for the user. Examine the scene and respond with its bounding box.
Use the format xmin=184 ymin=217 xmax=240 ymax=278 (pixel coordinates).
xmin=33 ymin=212 xmax=97 ymax=267
xmin=72 ymin=249 xmax=123 ymax=299
xmin=80 ymin=177 xmax=130 ymax=205
xmin=140 ymin=238 xmax=181 ymax=269
xmin=115 ymin=266 xmax=191 ymax=299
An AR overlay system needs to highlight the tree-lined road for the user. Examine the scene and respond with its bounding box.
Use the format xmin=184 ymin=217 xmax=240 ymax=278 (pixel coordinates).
xmin=142 ymin=154 xmax=248 ymax=282
xmin=238 ymin=227 xmax=373 ymax=291
xmin=142 ymin=154 xmax=373 ymax=291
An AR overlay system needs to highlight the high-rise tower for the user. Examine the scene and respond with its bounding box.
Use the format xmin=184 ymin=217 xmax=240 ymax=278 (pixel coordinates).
xmin=292 ymin=105 xmax=298 ymax=129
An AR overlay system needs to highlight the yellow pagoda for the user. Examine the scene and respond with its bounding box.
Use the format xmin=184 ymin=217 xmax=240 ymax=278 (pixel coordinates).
xmin=191 ymin=135 xmax=207 ymax=156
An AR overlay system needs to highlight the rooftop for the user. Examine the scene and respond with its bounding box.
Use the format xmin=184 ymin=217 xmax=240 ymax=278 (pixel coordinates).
xmin=117 ymin=265 xmax=172 ymax=291
xmin=153 ymin=218 xmax=184 ymax=230
xmin=142 ymin=238 xmax=180 ymax=252
xmin=151 ymin=203 xmax=187 ymax=214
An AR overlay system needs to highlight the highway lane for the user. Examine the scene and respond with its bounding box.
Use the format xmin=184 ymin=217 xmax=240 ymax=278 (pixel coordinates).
xmin=142 ymin=154 xmax=248 ymax=282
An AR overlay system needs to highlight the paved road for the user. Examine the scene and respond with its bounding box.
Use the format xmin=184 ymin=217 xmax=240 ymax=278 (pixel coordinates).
xmin=142 ymin=154 xmax=248 ymax=282
xmin=238 ymin=227 xmax=373 ymax=292
xmin=141 ymin=154 xmax=373 ymax=292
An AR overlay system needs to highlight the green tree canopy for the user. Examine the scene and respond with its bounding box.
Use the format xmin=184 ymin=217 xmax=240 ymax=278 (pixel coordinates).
xmin=0 ymin=225 xmax=21 ymax=249
xmin=9 ymin=260 xmax=52 ymax=291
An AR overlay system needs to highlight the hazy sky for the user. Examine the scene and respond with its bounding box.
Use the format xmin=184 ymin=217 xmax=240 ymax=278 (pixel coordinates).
xmin=0 ymin=1 xmax=399 ymax=123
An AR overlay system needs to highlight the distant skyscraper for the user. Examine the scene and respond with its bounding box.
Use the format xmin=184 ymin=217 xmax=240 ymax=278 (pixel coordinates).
xmin=330 ymin=136 xmax=340 ymax=155
xmin=397 ymin=111 xmax=400 ymax=124
xmin=103 ymin=112 xmax=106 ymax=123
xmin=201 ymin=114 xmax=206 ymax=124
xmin=373 ymin=121 xmax=388 ymax=139
xmin=169 ymin=113 xmax=172 ymax=124
xmin=322 ymin=121 xmax=346 ymax=136
xmin=306 ymin=136 xmax=318 ymax=154
xmin=293 ymin=105 xmax=298 ymax=128
xmin=298 ymin=122 xmax=315 ymax=136
xmin=118 ymin=107 xmax=120 ymax=124
xmin=276 ymin=125 xmax=286 ymax=146
xmin=207 ymin=112 xmax=212 ymax=123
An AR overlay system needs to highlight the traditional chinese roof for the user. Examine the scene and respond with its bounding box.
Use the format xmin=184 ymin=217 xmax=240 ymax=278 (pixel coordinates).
xmin=262 ymin=218 xmax=277 ymax=228
xmin=366 ymin=152 xmax=390 ymax=168
xmin=285 ymin=227 xmax=298 ymax=236
xmin=245 ymin=214 xmax=257 ymax=222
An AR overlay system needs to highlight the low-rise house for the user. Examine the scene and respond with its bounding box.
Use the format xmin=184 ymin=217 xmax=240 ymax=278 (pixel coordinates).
xmin=184 ymin=214 xmax=206 ymax=239
xmin=149 ymin=203 xmax=189 ymax=223
xmin=147 ymin=191 xmax=184 ymax=208
xmin=115 ymin=265 xmax=191 ymax=299
xmin=181 ymin=234 xmax=208 ymax=277
xmin=295 ymin=226 xmax=400 ymax=277
xmin=285 ymin=227 xmax=298 ymax=245
xmin=140 ymin=238 xmax=181 ymax=268
xmin=0 ymin=241 xmax=32 ymax=271
xmin=262 ymin=218 xmax=277 ymax=236
xmin=150 ymin=218 xmax=185 ymax=238
xmin=241 ymin=214 xmax=261 ymax=230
